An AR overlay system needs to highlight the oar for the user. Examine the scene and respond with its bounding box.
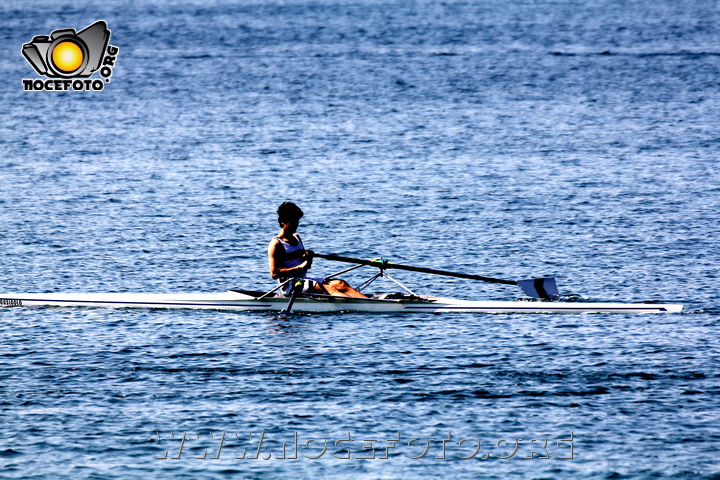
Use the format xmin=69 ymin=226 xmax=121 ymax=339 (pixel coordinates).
xmin=314 ymin=253 xmax=559 ymax=299
xmin=280 ymin=278 xmax=304 ymax=315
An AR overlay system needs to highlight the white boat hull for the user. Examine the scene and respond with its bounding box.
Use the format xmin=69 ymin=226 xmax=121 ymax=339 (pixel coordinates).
xmin=0 ymin=291 xmax=683 ymax=314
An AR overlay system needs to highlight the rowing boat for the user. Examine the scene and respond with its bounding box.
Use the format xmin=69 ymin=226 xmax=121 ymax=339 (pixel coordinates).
xmin=0 ymin=254 xmax=683 ymax=314
xmin=0 ymin=291 xmax=682 ymax=314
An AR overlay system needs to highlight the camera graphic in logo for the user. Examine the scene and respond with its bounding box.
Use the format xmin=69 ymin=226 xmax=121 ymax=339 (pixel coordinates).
xmin=22 ymin=21 xmax=110 ymax=78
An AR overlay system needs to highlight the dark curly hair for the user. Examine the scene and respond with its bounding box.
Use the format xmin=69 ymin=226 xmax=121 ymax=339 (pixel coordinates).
xmin=277 ymin=201 xmax=304 ymax=226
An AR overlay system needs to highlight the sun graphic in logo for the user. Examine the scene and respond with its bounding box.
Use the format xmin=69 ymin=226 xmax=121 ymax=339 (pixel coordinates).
xmin=51 ymin=41 xmax=84 ymax=73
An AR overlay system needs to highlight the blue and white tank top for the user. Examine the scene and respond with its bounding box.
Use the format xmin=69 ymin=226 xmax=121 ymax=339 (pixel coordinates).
xmin=275 ymin=234 xmax=306 ymax=270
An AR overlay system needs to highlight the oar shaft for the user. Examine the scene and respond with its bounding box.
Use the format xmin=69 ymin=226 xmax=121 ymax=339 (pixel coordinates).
xmin=389 ymin=264 xmax=518 ymax=285
xmin=314 ymin=254 xmax=518 ymax=286
xmin=280 ymin=278 xmax=304 ymax=315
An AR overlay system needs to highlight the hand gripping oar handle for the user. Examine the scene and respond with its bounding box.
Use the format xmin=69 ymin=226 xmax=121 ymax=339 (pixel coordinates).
xmin=314 ymin=253 xmax=559 ymax=299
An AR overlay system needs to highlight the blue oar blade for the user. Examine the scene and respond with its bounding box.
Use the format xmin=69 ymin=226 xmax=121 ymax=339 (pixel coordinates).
xmin=517 ymin=278 xmax=559 ymax=299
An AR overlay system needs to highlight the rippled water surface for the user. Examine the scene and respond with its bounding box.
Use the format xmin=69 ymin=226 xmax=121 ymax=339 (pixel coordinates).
xmin=1 ymin=0 xmax=719 ymax=478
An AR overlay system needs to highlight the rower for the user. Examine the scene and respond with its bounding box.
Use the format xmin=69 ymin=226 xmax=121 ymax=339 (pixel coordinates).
xmin=268 ymin=202 xmax=366 ymax=298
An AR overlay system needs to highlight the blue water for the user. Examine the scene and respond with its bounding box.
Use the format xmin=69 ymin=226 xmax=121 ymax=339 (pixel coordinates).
xmin=1 ymin=0 xmax=719 ymax=478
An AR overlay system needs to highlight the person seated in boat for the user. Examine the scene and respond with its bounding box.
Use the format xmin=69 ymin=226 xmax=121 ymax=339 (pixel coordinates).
xmin=268 ymin=202 xmax=366 ymax=298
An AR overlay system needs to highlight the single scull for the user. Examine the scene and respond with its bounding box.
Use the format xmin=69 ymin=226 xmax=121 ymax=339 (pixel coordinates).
xmin=0 ymin=291 xmax=682 ymax=314
xmin=0 ymin=290 xmax=682 ymax=313
xmin=0 ymin=254 xmax=682 ymax=314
